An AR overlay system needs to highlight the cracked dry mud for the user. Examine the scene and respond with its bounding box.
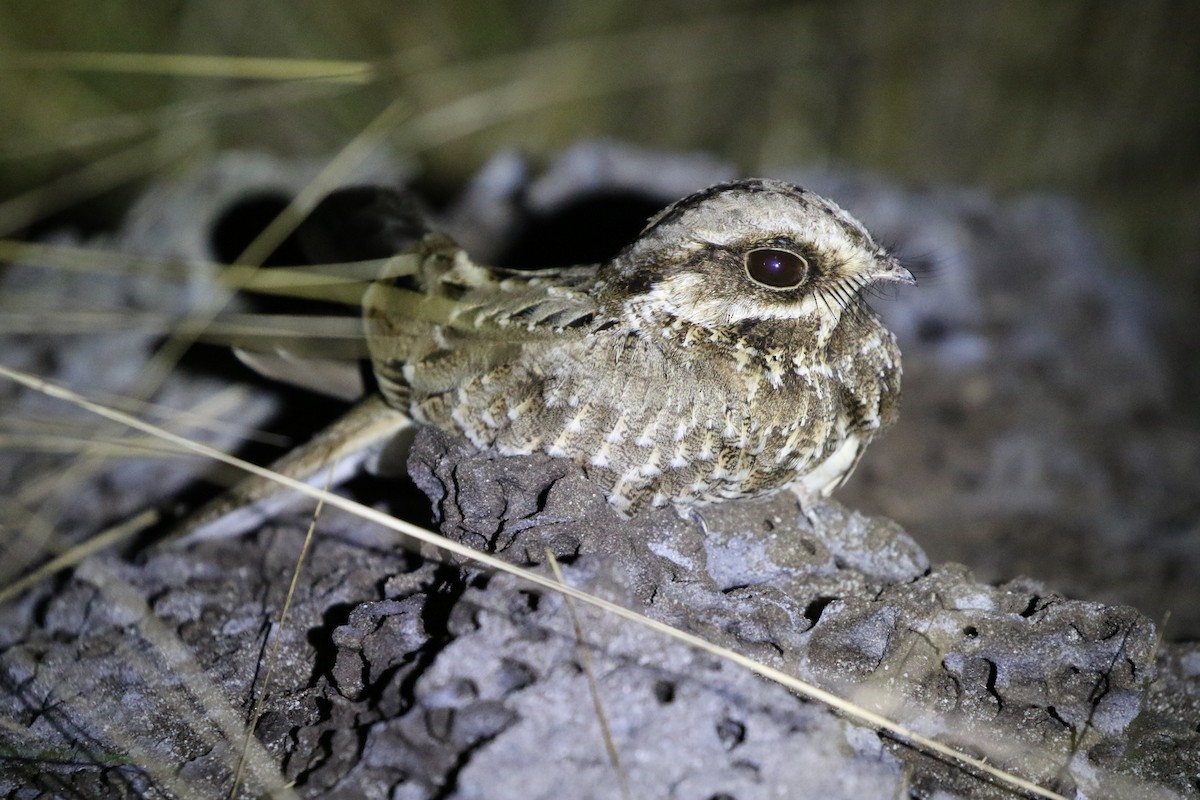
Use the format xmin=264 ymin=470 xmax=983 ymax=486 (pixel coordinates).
xmin=1 ymin=144 xmax=1198 ymax=798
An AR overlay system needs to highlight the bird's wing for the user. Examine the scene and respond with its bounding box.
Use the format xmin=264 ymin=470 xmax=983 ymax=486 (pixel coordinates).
xmin=362 ymin=234 xmax=604 ymax=409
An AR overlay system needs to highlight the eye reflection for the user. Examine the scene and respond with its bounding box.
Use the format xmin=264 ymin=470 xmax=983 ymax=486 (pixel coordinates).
xmin=744 ymin=248 xmax=808 ymax=289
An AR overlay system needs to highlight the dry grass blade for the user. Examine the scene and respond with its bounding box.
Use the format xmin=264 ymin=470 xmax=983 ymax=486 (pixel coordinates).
xmin=0 ymin=238 xmax=385 ymax=302
xmin=0 ymin=239 xmax=202 ymax=282
xmin=0 ymin=432 xmax=196 ymax=458
xmin=4 ymin=386 xmax=290 ymax=448
xmin=12 ymin=385 xmax=282 ymax=512
xmin=230 ymin=469 xmax=330 ymax=799
xmin=0 ymin=310 xmax=363 ymax=338
xmin=0 ymin=363 xmax=1068 ymax=800
xmin=0 ymin=509 xmax=158 ymax=606
xmin=546 ymin=549 xmax=631 ymax=800
xmin=6 ymin=51 xmax=375 ymax=83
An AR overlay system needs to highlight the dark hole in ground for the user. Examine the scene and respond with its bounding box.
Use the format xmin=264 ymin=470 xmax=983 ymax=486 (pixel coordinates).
xmin=803 ymin=595 xmax=837 ymax=626
xmin=495 ymin=190 xmax=665 ymax=270
xmin=209 ymin=191 xmax=358 ymax=318
xmin=716 ymin=717 xmax=746 ymax=750
xmin=209 ymin=192 xmax=307 ymax=268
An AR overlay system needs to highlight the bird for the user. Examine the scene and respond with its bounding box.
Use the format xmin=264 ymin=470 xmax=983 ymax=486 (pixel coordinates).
xmin=363 ymin=178 xmax=914 ymax=517
xmin=176 ymin=177 xmax=912 ymax=541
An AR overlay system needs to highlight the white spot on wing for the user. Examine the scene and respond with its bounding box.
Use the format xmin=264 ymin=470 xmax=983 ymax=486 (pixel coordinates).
xmin=605 ymin=415 xmax=628 ymax=444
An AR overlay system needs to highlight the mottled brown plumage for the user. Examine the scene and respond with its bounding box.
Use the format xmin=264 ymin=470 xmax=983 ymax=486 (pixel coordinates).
xmin=365 ymin=179 xmax=913 ymax=516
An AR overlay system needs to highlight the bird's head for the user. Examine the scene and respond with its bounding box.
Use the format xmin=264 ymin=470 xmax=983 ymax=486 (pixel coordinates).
xmin=604 ymin=179 xmax=914 ymax=336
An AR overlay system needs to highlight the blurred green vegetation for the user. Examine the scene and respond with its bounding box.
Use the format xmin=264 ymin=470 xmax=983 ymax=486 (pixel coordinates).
xmin=1 ymin=1 xmax=1197 ymax=300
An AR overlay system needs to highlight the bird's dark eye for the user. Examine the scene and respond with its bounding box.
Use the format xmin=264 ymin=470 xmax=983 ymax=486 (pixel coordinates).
xmin=744 ymin=248 xmax=808 ymax=289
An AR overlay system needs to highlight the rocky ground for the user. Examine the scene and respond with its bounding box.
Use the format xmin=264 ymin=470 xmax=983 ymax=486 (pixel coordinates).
xmin=0 ymin=143 xmax=1197 ymax=798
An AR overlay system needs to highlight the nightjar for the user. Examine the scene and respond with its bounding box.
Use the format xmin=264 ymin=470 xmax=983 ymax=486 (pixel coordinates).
xmin=365 ymin=178 xmax=913 ymax=516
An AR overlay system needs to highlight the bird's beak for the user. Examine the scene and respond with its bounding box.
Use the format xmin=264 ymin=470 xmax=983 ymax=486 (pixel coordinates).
xmin=874 ymin=256 xmax=917 ymax=286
